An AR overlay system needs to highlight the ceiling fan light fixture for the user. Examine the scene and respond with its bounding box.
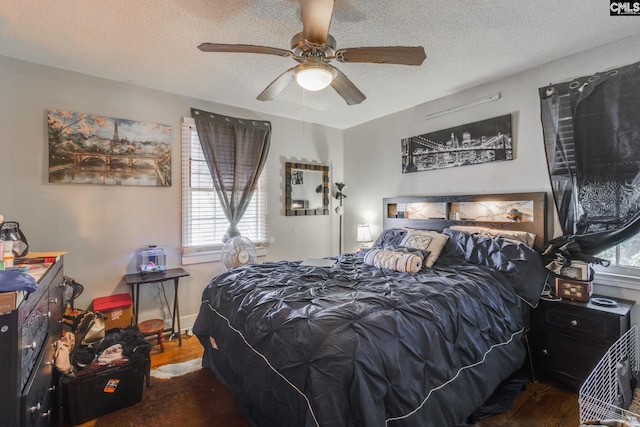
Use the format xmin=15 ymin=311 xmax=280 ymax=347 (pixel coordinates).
xmin=295 ymin=64 xmax=334 ymax=91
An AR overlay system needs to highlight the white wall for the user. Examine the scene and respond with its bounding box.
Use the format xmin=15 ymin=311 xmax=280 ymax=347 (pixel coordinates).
xmin=2 ymin=33 xmax=639 ymax=331
xmin=0 ymin=55 xmax=343 ymax=330
xmin=342 ymin=34 xmax=640 ymax=323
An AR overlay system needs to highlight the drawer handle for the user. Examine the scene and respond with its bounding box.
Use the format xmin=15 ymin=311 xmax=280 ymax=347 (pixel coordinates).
xmin=29 ymin=402 xmax=41 ymax=414
xmin=49 ymin=385 xmax=56 ymax=393
xmin=25 ymin=341 xmax=37 ymax=351
xmin=570 ymin=320 xmax=578 ymax=327
xmin=49 ymin=298 xmax=58 ymax=304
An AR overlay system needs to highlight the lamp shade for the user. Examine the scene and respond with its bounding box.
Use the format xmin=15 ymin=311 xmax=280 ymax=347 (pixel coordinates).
xmin=295 ymin=64 xmax=334 ymax=91
xmin=356 ymin=224 xmax=373 ymax=243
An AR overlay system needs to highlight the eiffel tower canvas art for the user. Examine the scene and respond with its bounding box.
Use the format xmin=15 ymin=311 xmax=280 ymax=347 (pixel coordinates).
xmin=47 ymin=109 xmax=172 ymax=186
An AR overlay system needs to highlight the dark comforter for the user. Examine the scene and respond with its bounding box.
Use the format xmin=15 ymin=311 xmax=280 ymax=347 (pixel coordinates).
xmin=194 ymin=233 xmax=546 ymax=427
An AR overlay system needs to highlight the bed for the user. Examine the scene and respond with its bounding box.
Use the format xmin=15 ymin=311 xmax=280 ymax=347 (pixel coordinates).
xmin=193 ymin=192 xmax=549 ymax=427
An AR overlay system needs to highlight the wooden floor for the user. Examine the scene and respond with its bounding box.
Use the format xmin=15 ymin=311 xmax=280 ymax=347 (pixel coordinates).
xmin=147 ymin=332 xmax=204 ymax=369
xmin=476 ymin=379 xmax=579 ymax=426
xmin=77 ymin=335 xmax=580 ymax=426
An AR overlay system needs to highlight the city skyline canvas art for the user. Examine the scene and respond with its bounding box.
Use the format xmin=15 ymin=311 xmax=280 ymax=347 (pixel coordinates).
xmin=401 ymin=114 xmax=513 ymax=173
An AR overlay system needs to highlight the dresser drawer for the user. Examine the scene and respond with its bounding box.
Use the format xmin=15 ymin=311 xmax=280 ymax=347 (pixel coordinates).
xmin=21 ymin=293 xmax=50 ymax=391
xmin=21 ymin=335 xmax=56 ymax=427
xmin=541 ymin=333 xmax=610 ymax=390
xmin=47 ymin=268 xmax=65 ymax=338
xmin=534 ymin=298 xmax=631 ymax=345
xmin=18 ymin=262 xmax=62 ymax=326
xmin=545 ymin=305 xmax=614 ymax=340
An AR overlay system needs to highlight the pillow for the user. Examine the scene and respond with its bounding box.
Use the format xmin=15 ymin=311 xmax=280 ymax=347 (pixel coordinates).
xmin=363 ymin=248 xmax=423 ymax=274
xmin=384 ymin=245 xmax=430 ymax=261
xmin=449 ymin=225 xmax=536 ymax=247
xmin=441 ymin=228 xmax=473 ymax=259
xmin=399 ymin=229 xmax=449 ymax=268
xmin=442 ymin=228 xmax=547 ymax=306
xmin=371 ymin=228 xmax=408 ymax=249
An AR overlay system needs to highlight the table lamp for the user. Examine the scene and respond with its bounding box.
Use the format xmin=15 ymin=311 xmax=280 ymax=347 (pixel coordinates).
xmin=356 ymin=224 xmax=373 ymax=248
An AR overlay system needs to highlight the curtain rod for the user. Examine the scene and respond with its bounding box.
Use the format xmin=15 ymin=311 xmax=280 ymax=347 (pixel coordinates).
xmin=424 ymin=92 xmax=501 ymax=120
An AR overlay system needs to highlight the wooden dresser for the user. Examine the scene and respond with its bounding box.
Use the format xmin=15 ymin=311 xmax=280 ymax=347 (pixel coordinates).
xmin=0 ymin=257 xmax=65 ymax=426
xmin=531 ymin=294 xmax=634 ymax=391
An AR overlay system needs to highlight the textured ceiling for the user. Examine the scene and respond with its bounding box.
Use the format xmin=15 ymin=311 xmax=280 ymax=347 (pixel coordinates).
xmin=1 ymin=0 xmax=639 ymax=129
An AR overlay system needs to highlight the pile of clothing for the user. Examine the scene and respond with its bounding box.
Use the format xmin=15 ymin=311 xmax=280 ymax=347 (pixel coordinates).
xmin=55 ymin=314 xmax=152 ymax=384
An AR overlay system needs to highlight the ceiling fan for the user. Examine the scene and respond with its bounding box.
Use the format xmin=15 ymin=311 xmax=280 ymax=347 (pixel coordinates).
xmin=198 ymin=0 xmax=426 ymax=105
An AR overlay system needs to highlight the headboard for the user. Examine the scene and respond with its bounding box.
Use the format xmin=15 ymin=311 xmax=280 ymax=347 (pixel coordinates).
xmin=382 ymin=192 xmax=547 ymax=250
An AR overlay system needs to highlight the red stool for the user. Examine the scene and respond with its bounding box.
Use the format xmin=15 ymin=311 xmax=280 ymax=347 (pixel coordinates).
xmin=138 ymin=318 xmax=165 ymax=352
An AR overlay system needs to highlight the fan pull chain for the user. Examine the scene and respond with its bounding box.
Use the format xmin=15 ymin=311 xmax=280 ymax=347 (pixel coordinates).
xmin=302 ymin=89 xmax=307 ymax=134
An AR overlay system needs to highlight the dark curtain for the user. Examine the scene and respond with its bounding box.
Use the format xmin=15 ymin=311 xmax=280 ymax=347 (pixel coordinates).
xmin=191 ymin=108 xmax=271 ymax=242
xmin=539 ymin=60 xmax=640 ymax=259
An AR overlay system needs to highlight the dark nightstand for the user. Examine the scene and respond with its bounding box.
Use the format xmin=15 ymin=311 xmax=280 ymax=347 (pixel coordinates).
xmin=530 ymin=294 xmax=634 ymax=391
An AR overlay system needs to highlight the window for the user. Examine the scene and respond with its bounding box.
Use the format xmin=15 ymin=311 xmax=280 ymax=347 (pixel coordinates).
xmin=181 ymin=117 xmax=268 ymax=264
xmin=597 ymin=233 xmax=640 ymax=276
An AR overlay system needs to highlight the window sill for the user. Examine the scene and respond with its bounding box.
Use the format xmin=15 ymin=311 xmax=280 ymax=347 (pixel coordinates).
xmin=593 ymin=270 xmax=640 ymax=291
xmin=181 ymin=246 xmax=267 ymax=266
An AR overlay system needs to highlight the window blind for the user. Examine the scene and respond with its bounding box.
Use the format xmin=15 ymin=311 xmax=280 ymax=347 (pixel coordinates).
xmin=181 ymin=117 xmax=268 ymax=259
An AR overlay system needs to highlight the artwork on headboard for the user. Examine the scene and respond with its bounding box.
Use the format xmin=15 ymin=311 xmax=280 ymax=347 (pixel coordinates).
xmin=401 ymin=114 xmax=513 ymax=173
xmin=47 ymin=109 xmax=172 ymax=186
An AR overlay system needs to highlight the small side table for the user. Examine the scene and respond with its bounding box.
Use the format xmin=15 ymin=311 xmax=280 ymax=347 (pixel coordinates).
xmin=123 ymin=267 xmax=190 ymax=346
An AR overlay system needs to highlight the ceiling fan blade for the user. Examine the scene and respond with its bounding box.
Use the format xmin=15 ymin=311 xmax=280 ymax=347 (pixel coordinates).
xmin=198 ymin=43 xmax=292 ymax=58
xmin=335 ymin=46 xmax=426 ymax=66
xmin=257 ymin=67 xmax=296 ymax=101
xmin=329 ymin=66 xmax=365 ymax=105
xmin=300 ymin=0 xmax=334 ymax=45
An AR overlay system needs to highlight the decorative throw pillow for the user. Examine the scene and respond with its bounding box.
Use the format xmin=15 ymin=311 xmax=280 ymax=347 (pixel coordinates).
xmin=371 ymin=228 xmax=408 ymax=249
xmin=449 ymin=225 xmax=536 ymax=247
xmin=399 ymin=230 xmax=449 ymax=268
xmin=383 ymin=245 xmax=430 ymax=261
xmin=363 ymin=248 xmax=423 ymax=274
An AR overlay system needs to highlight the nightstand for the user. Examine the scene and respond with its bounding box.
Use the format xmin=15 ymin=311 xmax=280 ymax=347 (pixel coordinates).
xmin=530 ymin=294 xmax=634 ymax=391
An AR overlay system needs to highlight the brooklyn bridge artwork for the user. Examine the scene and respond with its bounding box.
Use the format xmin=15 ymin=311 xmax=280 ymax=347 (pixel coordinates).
xmin=48 ymin=109 xmax=172 ymax=186
xmin=402 ymin=114 xmax=513 ymax=173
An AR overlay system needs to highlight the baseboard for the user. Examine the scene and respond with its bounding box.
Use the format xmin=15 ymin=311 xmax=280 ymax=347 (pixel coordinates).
xmin=179 ymin=312 xmax=198 ymax=335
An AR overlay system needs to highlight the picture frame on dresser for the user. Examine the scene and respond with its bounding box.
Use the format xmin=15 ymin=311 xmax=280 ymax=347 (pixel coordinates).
xmin=558 ymin=260 xmax=591 ymax=281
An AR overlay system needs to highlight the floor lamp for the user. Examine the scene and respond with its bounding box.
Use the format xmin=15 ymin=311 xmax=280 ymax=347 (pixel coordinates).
xmin=334 ymin=182 xmax=346 ymax=254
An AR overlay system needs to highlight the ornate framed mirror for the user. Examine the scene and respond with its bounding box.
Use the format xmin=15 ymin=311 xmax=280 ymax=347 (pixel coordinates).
xmin=285 ymin=162 xmax=330 ymax=216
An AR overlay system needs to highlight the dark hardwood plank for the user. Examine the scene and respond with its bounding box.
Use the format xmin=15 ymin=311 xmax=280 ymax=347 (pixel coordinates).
xmin=149 ymin=333 xmax=203 ymax=369
xmin=477 ymin=380 xmax=579 ymax=427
